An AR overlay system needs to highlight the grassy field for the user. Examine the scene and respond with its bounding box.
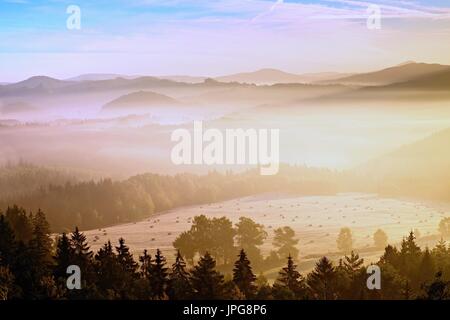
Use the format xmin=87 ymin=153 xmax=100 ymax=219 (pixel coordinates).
xmin=83 ymin=192 xmax=449 ymax=272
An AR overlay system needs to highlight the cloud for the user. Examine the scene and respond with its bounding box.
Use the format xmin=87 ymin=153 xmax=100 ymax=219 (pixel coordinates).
xmin=1 ymin=0 xmax=450 ymax=81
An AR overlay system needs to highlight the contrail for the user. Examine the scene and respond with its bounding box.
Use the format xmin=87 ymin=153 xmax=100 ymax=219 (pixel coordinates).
xmin=252 ymin=0 xmax=284 ymax=22
xmin=270 ymin=0 xmax=284 ymax=12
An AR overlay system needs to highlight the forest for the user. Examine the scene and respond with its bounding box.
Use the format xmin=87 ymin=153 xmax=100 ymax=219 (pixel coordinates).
xmin=0 ymin=164 xmax=338 ymax=231
xmin=1 ymin=206 xmax=450 ymax=300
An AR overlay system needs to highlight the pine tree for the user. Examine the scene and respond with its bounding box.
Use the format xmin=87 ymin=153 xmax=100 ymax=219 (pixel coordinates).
xmin=139 ymin=249 xmax=152 ymax=279
xmin=149 ymin=249 xmax=168 ymax=299
xmin=401 ymin=231 xmax=421 ymax=256
xmin=232 ymin=249 xmax=257 ymax=299
xmin=53 ymin=233 xmax=74 ymax=280
xmin=26 ymin=209 xmax=52 ymax=296
xmin=341 ymin=252 xmax=365 ymax=299
xmin=167 ymin=250 xmax=192 ymax=300
xmin=70 ymin=227 xmax=94 ymax=282
xmin=399 ymin=231 xmax=422 ymax=280
xmin=343 ymin=251 xmax=364 ymax=274
xmin=273 ymin=254 xmax=306 ymax=299
xmin=116 ymin=238 xmax=138 ymax=277
xmin=95 ymin=241 xmax=121 ymax=298
xmin=114 ymin=238 xmax=140 ymax=298
xmin=307 ymin=257 xmax=337 ymax=300
xmin=30 ymin=209 xmax=52 ymax=266
xmin=190 ymin=252 xmax=224 ymax=299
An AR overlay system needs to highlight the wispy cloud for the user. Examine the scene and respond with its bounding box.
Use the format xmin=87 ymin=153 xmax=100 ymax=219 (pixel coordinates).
xmin=0 ymin=0 xmax=449 ymax=81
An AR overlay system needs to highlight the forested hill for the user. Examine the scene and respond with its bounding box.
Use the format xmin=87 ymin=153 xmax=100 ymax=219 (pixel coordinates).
xmin=0 ymin=163 xmax=83 ymax=199
xmin=0 ymin=165 xmax=338 ymax=232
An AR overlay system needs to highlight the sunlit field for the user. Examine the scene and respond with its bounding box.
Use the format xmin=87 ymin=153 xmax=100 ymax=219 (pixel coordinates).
xmin=84 ymin=193 xmax=450 ymax=272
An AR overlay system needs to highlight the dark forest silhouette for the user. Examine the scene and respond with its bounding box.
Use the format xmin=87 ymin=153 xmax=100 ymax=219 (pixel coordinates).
xmin=1 ymin=206 xmax=450 ymax=300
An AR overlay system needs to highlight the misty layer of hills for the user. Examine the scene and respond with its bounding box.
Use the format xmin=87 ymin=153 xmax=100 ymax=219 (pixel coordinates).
xmin=1 ymin=62 xmax=449 ymax=119
xmin=0 ymin=61 xmax=449 ymax=193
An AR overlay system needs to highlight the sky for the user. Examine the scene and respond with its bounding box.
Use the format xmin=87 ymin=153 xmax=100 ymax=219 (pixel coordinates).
xmin=1 ymin=0 xmax=450 ymax=81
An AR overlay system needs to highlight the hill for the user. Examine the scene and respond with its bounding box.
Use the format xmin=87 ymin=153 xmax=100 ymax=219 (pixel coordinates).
xmin=103 ymin=91 xmax=181 ymax=109
xmin=385 ymin=69 xmax=450 ymax=90
xmin=215 ymin=68 xmax=350 ymax=85
xmin=357 ymin=128 xmax=450 ymax=201
xmin=330 ymin=62 xmax=450 ymax=86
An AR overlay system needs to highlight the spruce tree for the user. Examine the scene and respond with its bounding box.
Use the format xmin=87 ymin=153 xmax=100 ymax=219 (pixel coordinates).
xmin=53 ymin=233 xmax=74 ymax=280
xmin=307 ymin=256 xmax=337 ymax=300
xmin=342 ymin=251 xmax=365 ymax=299
xmin=149 ymin=249 xmax=168 ymax=300
xmin=273 ymin=254 xmax=306 ymax=299
xmin=400 ymin=231 xmax=422 ymax=280
xmin=232 ymin=249 xmax=257 ymax=299
xmin=30 ymin=209 xmax=52 ymax=267
xmin=26 ymin=209 xmax=52 ymax=296
xmin=70 ymin=227 xmax=94 ymax=282
xmin=167 ymin=250 xmax=192 ymax=300
xmin=343 ymin=251 xmax=364 ymax=274
xmin=190 ymin=252 xmax=224 ymax=299
xmin=139 ymin=249 xmax=152 ymax=279
xmin=95 ymin=241 xmax=121 ymax=298
xmin=116 ymin=238 xmax=138 ymax=277
xmin=114 ymin=238 xmax=140 ymax=298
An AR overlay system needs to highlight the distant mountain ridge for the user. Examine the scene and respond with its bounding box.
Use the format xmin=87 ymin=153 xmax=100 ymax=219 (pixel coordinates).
xmin=66 ymin=74 xmax=143 ymax=82
xmin=5 ymin=76 xmax=73 ymax=90
xmin=215 ymin=68 xmax=352 ymax=85
xmin=1 ymin=62 xmax=449 ymax=99
xmin=329 ymin=62 xmax=450 ymax=86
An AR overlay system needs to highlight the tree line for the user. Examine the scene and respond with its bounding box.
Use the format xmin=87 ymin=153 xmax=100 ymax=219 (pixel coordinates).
xmin=1 ymin=206 xmax=450 ymax=300
xmin=0 ymin=165 xmax=337 ymax=232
